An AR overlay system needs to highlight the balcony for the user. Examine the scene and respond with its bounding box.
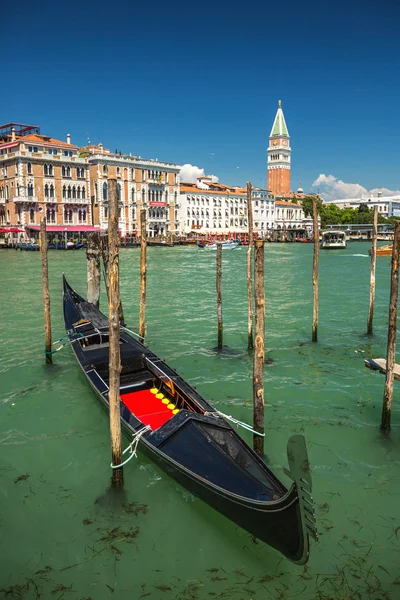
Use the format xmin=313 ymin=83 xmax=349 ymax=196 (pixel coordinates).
xmin=148 ymin=178 xmax=165 ymax=186
xmin=63 ymin=197 xmax=89 ymax=204
xmin=14 ymin=195 xmax=38 ymax=203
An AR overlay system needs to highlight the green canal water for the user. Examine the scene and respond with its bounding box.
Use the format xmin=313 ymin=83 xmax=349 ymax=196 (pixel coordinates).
xmin=1 ymin=244 xmax=399 ymax=600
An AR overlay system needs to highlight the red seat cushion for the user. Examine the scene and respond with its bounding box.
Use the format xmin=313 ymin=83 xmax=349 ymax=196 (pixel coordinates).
xmin=121 ymin=389 xmax=173 ymax=430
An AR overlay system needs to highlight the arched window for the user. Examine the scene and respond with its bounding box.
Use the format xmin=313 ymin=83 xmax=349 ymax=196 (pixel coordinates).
xmin=27 ymin=162 xmax=32 ymax=174
xmin=44 ymin=184 xmax=49 ymax=197
xmin=62 ymin=166 xmax=66 ymax=177
xmin=66 ymin=166 xmax=71 ymax=177
xmin=103 ymin=183 xmax=107 ymax=201
xmin=174 ymin=192 xmax=177 ymax=203
xmin=82 ymin=210 xmax=86 ymax=223
xmin=67 ymin=186 xmax=71 ymax=199
xmin=50 ymin=184 xmax=54 ymax=198
xmin=151 ymin=190 xmax=155 ymax=202
xmin=72 ymin=186 xmax=76 ymax=199
xmin=77 ymin=186 xmax=81 ymax=199
xmin=116 ymin=167 xmax=120 ymax=176
xmin=44 ymin=163 xmax=48 ymax=176
xmin=49 ymin=164 xmax=53 ymax=176
xmin=82 ymin=186 xmax=86 ymax=199
xmin=165 ymin=191 xmax=168 ymax=204
xmin=62 ymin=185 xmax=66 ymax=199
xmin=78 ymin=210 xmax=82 ymax=223
xmin=27 ymin=184 xmax=33 ymax=197
xmin=142 ymin=189 xmax=145 ymax=203
xmin=131 ymin=188 xmax=135 ymax=202
xmin=117 ymin=183 xmax=121 ymax=200
xmin=30 ymin=208 xmax=35 ymax=223
xmin=103 ymin=165 xmax=108 ymax=175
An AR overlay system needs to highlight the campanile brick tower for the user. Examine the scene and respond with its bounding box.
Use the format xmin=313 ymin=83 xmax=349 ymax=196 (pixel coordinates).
xmin=267 ymin=100 xmax=291 ymax=196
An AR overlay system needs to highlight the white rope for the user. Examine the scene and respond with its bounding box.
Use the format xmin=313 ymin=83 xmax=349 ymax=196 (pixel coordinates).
xmin=205 ymin=410 xmax=265 ymax=437
xmin=110 ymin=425 xmax=152 ymax=469
xmin=122 ymin=326 xmax=142 ymax=340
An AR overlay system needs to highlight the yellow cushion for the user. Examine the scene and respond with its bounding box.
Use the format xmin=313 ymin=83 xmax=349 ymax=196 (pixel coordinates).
xmin=150 ymin=388 xmax=159 ymax=394
xmin=172 ymin=409 xmax=179 ymax=415
xmin=156 ymin=393 xmax=164 ymax=399
xmin=161 ymin=398 xmax=169 ymax=404
xmin=167 ymin=403 xmax=175 ymax=410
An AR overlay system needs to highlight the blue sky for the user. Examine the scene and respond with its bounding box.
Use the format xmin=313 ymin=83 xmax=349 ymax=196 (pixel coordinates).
xmin=2 ymin=0 xmax=400 ymax=199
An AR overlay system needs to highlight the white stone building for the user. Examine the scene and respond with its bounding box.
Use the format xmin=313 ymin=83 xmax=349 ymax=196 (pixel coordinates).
xmin=324 ymin=191 xmax=400 ymax=218
xmin=274 ymin=200 xmax=307 ymax=231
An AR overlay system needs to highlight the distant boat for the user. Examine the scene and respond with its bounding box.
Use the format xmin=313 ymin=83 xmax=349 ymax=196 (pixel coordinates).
xmin=320 ymin=231 xmax=347 ymax=250
xmin=370 ymin=243 xmax=393 ymax=257
xmin=203 ymin=241 xmax=239 ymax=250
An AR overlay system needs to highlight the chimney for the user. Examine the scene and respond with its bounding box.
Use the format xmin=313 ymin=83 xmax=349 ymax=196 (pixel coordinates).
xmin=11 ymin=127 xmax=15 ymax=142
xmin=67 ymin=134 xmax=71 ymax=144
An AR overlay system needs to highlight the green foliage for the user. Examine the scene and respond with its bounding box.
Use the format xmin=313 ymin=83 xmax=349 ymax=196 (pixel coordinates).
xmin=301 ymin=195 xmax=323 ymax=218
xmin=316 ymin=202 xmax=395 ymax=228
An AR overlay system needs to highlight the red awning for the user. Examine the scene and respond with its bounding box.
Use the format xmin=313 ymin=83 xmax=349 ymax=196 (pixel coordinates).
xmin=0 ymin=227 xmax=25 ymax=233
xmin=26 ymin=225 xmax=101 ymax=232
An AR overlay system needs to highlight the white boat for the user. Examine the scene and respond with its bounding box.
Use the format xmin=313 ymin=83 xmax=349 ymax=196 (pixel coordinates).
xmin=320 ymin=231 xmax=347 ymax=250
xmin=204 ymin=241 xmax=239 ymax=250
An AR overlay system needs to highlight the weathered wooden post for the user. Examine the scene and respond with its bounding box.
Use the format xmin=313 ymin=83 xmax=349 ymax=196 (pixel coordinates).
xmin=312 ymin=198 xmax=319 ymax=342
xmin=40 ymin=217 xmax=52 ymax=364
xmin=139 ymin=209 xmax=147 ymax=342
xmin=367 ymin=206 xmax=378 ymax=335
xmin=101 ymin=232 xmax=110 ymax=300
xmin=86 ymin=231 xmax=101 ymax=308
xmin=216 ymin=243 xmax=223 ymax=349
xmin=247 ymin=182 xmax=254 ymax=350
xmin=381 ymin=221 xmax=400 ymax=434
xmin=253 ymin=239 xmax=265 ymax=455
xmin=108 ymin=179 xmax=124 ymax=487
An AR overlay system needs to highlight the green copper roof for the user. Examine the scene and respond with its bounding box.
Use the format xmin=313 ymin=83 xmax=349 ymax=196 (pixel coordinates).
xmin=270 ymin=101 xmax=289 ymax=137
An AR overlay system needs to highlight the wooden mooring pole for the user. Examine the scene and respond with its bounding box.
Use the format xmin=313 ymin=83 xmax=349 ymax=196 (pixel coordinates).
xmin=253 ymin=240 xmax=265 ymax=455
xmin=367 ymin=206 xmax=378 ymax=335
xmin=86 ymin=231 xmax=101 ymax=308
xmin=108 ymin=179 xmax=124 ymax=487
xmin=216 ymin=243 xmax=223 ymax=349
xmin=247 ymin=182 xmax=254 ymax=350
xmin=312 ymin=198 xmax=319 ymax=342
xmin=40 ymin=217 xmax=52 ymax=364
xmin=139 ymin=209 xmax=147 ymax=343
xmin=381 ymin=221 xmax=400 ymax=434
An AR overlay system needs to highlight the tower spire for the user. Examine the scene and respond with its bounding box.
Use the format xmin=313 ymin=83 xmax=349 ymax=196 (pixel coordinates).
xmin=267 ymin=100 xmax=291 ymax=196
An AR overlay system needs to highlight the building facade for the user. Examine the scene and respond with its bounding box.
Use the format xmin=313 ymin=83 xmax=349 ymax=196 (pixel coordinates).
xmin=0 ymin=123 xmax=90 ymax=230
xmin=274 ymin=200 xmax=307 ymax=231
xmin=179 ymin=178 xmax=276 ymax=237
xmin=267 ymin=100 xmax=291 ymax=196
xmin=86 ymin=145 xmax=180 ymax=237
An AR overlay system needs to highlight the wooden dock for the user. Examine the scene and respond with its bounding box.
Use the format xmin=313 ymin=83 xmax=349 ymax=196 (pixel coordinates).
xmin=364 ymin=358 xmax=400 ymax=381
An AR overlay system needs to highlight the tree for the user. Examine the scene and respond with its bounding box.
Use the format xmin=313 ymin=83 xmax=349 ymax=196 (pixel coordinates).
xmin=301 ymin=195 xmax=323 ymax=218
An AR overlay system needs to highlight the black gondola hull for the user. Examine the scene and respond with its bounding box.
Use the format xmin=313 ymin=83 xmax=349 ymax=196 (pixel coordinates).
xmin=62 ymin=277 xmax=316 ymax=564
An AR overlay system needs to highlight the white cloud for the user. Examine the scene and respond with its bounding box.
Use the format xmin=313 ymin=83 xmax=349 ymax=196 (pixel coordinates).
xmin=179 ymin=164 xmax=219 ymax=183
xmin=312 ymin=174 xmax=400 ymax=202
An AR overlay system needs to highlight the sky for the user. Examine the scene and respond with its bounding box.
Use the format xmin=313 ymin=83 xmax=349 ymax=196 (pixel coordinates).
xmin=2 ymin=0 xmax=400 ymax=200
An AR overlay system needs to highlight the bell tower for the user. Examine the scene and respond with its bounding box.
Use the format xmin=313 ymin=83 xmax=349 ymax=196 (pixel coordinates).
xmin=267 ymin=100 xmax=291 ymax=196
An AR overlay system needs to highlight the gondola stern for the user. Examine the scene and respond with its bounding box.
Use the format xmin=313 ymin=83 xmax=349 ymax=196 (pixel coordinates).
xmin=283 ymin=434 xmax=318 ymax=565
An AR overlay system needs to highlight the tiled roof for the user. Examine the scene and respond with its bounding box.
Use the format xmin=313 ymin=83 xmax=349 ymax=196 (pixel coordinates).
xmin=180 ymin=184 xmax=246 ymax=197
xmin=0 ymin=133 xmax=78 ymax=149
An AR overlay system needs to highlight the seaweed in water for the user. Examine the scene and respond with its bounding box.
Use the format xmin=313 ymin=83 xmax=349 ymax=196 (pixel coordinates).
xmin=14 ymin=473 xmax=30 ymax=483
xmin=122 ymin=501 xmax=148 ymax=516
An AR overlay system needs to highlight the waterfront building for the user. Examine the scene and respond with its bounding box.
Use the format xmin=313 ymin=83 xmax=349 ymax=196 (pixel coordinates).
xmin=179 ymin=178 xmax=275 ymax=237
xmin=85 ymin=145 xmax=180 ymax=237
xmin=267 ymin=100 xmax=291 ymax=196
xmin=0 ymin=123 xmax=90 ymax=230
xmin=323 ymin=191 xmax=400 ymax=218
xmin=252 ymin=188 xmax=276 ymax=234
xmin=274 ymin=199 xmax=307 ymax=231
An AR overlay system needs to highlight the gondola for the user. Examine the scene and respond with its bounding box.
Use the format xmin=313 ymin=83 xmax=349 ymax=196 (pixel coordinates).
xmin=62 ymin=277 xmax=317 ymax=564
